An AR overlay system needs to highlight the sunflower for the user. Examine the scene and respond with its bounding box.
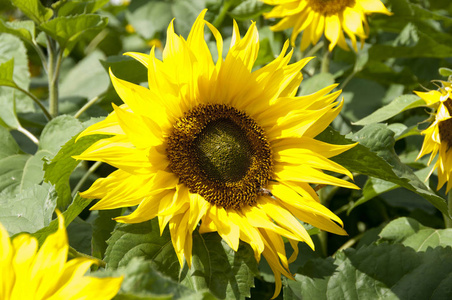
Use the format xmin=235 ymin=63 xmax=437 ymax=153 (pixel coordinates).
xmin=416 ymin=81 xmax=452 ymax=192
xmin=75 ymin=10 xmax=358 ymax=298
xmin=0 ymin=211 xmax=123 ymax=299
xmin=261 ymin=0 xmax=392 ymax=51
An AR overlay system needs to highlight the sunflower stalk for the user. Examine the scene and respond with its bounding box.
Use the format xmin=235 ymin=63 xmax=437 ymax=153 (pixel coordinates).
xmin=445 ymin=192 xmax=452 ymax=228
xmin=320 ymin=39 xmax=330 ymax=73
xmin=47 ymin=36 xmax=63 ymax=118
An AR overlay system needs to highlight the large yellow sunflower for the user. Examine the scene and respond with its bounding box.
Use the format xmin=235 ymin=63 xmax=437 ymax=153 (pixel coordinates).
xmin=75 ymin=10 xmax=357 ymax=298
xmin=416 ymin=82 xmax=452 ymax=192
xmin=0 ymin=211 xmax=123 ymax=299
xmin=262 ymin=0 xmax=392 ymax=51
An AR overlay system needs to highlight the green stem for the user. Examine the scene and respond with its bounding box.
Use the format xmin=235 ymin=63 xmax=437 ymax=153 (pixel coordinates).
xmin=74 ymin=95 xmax=103 ymax=119
xmin=32 ymin=40 xmax=49 ymax=74
xmin=72 ymin=161 xmax=102 ymax=197
xmin=212 ymin=0 xmax=233 ymax=28
xmin=14 ymin=85 xmax=52 ymax=121
xmin=68 ymin=246 xmax=106 ymax=268
xmin=305 ymin=40 xmax=324 ymax=58
xmin=445 ymin=192 xmax=452 ymax=228
xmin=338 ymin=70 xmax=356 ymax=91
xmin=320 ymin=40 xmax=331 ymax=73
xmin=17 ymin=125 xmax=39 ymax=145
xmin=336 ymin=232 xmax=364 ymax=253
xmin=47 ymin=36 xmax=63 ymax=118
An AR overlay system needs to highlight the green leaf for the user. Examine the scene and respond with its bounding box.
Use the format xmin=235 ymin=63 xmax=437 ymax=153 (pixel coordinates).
xmin=67 ymin=217 xmax=93 ymax=255
xmin=60 ymin=51 xmax=109 ymax=100
xmin=285 ymin=244 xmax=452 ymax=299
xmin=94 ymin=257 xmax=216 ymax=299
xmin=30 ymin=194 xmax=93 ymax=246
xmin=353 ymin=94 xmax=425 ymax=125
xmin=0 ymin=19 xmax=35 ymax=42
xmin=299 ymin=73 xmax=335 ymax=96
xmin=349 ymin=167 xmax=431 ymax=213
xmin=55 ymin=0 xmax=110 ymax=16
xmin=0 ymin=59 xmax=18 ymax=88
xmin=180 ymin=231 xmax=258 ymax=299
xmin=379 ymin=217 xmax=452 ymax=251
xmin=317 ymin=125 xmax=448 ymax=216
xmin=11 ymin=0 xmax=53 ymax=24
xmin=39 ymin=14 xmax=108 ymax=53
xmin=0 ymin=34 xmax=34 ymax=113
xmin=43 ymin=126 xmax=107 ymax=209
xmin=39 ymin=115 xmax=84 ymax=155
xmin=104 ymin=219 xmax=179 ymax=277
xmin=125 ymin=1 xmax=173 ymax=40
xmin=228 ymin=0 xmax=272 ymax=21
xmin=92 ymin=209 xmax=124 ymax=259
xmin=100 ymin=55 xmax=147 ymax=85
xmin=0 ymin=88 xmax=20 ymax=129
xmin=105 ymin=219 xmax=258 ymax=299
xmin=0 ymin=182 xmax=56 ymax=235
xmin=0 ymin=126 xmax=21 ymax=159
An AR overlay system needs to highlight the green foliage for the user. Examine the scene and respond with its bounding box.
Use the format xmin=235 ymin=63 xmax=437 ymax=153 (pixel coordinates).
xmin=2 ymin=0 xmax=452 ymax=298
xmin=105 ymin=219 xmax=258 ymax=299
xmin=284 ymin=218 xmax=452 ymax=299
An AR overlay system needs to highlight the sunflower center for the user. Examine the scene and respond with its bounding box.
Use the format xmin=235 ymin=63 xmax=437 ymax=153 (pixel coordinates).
xmin=439 ymin=98 xmax=452 ymax=150
xmin=308 ymin=0 xmax=355 ymax=15
xmin=195 ymin=119 xmax=252 ymax=182
xmin=166 ymin=104 xmax=273 ymax=209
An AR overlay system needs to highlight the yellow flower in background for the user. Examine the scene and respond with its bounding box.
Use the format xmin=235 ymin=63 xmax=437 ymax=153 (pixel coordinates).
xmin=416 ymin=82 xmax=452 ymax=193
xmin=0 ymin=211 xmax=123 ymax=300
xmin=262 ymin=0 xmax=392 ymax=51
xmin=75 ymin=9 xmax=357 ymax=298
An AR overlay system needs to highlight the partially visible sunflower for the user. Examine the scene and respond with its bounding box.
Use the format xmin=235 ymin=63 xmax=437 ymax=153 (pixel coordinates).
xmin=416 ymin=81 xmax=452 ymax=192
xmin=261 ymin=0 xmax=392 ymax=51
xmin=75 ymin=10 xmax=358 ymax=298
xmin=0 ymin=211 xmax=123 ymax=300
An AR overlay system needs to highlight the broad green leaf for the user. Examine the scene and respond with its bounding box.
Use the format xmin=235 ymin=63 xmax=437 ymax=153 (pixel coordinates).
xmin=39 ymin=15 xmax=108 ymax=53
xmin=179 ymin=231 xmax=258 ymax=299
xmin=92 ymin=209 xmax=124 ymax=259
xmin=11 ymin=0 xmax=53 ymax=24
xmin=349 ymin=168 xmax=431 ymax=213
xmin=0 ymin=19 xmax=35 ymax=42
xmin=43 ymin=127 xmax=107 ymax=209
xmin=39 ymin=115 xmax=84 ymax=155
xmin=353 ymin=95 xmax=425 ymax=125
xmin=379 ymin=217 xmax=452 ymax=251
xmin=60 ymin=51 xmax=109 ymax=100
xmin=29 ymin=194 xmax=93 ymax=245
xmin=105 ymin=219 xmax=258 ymax=299
xmin=104 ymin=219 xmax=179 ymax=277
xmin=0 ymin=59 xmax=17 ymax=88
xmin=228 ymin=0 xmax=272 ymax=21
xmin=0 ymin=88 xmax=20 ymax=129
xmin=0 ymin=126 xmax=20 ymax=159
xmin=317 ymin=125 xmax=448 ymax=216
xmin=100 ymin=55 xmax=147 ymax=85
xmin=54 ymin=0 xmax=110 ymax=16
xmin=299 ymin=73 xmax=335 ymax=96
xmin=94 ymin=257 xmax=216 ymax=300
xmin=0 ymin=182 xmax=56 ymax=235
xmin=285 ymin=244 xmax=452 ymax=299
xmin=126 ymin=1 xmax=172 ymax=40
xmin=67 ymin=217 xmax=93 ymax=255
xmin=126 ymin=0 xmax=212 ymax=39
xmin=0 ymin=34 xmax=34 ymax=113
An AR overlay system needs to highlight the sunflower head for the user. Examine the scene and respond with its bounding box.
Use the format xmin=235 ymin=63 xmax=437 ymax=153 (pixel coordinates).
xmin=75 ymin=9 xmax=358 ymax=298
xmin=0 ymin=211 xmax=123 ymax=300
xmin=261 ymin=0 xmax=392 ymax=51
xmin=416 ymin=82 xmax=452 ymax=192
